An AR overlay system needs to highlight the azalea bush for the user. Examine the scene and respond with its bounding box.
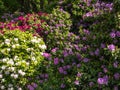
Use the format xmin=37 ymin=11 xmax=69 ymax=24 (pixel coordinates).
xmin=35 ymin=1 xmax=120 ymax=90
xmin=0 ymin=12 xmax=48 ymax=35
xmin=0 ymin=30 xmax=46 ymax=89
xmin=41 ymin=8 xmax=72 ymax=50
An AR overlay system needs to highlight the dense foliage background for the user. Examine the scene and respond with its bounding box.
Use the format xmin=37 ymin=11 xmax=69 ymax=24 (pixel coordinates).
xmin=0 ymin=0 xmax=120 ymax=90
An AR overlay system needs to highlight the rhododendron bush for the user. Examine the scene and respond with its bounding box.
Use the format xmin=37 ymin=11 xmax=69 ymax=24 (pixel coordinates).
xmin=0 ymin=30 xmax=46 ymax=89
xmin=0 ymin=0 xmax=120 ymax=90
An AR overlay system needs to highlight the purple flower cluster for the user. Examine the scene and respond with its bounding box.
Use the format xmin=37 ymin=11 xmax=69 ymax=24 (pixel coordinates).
xmin=83 ymin=1 xmax=113 ymax=18
xmin=108 ymin=44 xmax=115 ymax=51
xmin=97 ymin=76 xmax=109 ymax=85
xmin=27 ymin=83 xmax=38 ymax=90
xmin=110 ymin=31 xmax=120 ymax=38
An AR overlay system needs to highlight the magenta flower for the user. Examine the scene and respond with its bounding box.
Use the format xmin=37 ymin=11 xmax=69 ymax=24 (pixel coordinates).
xmin=66 ymin=65 xmax=71 ymax=69
xmin=110 ymin=32 xmax=116 ymax=38
xmin=97 ymin=76 xmax=108 ymax=85
xmin=94 ymin=48 xmax=100 ymax=56
xmin=116 ymin=31 xmax=120 ymax=37
xmin=51 ymin=48 xmax=58 ymax=53
xmin=89 ymin=82 xmax=94 ymax=87
xmin=43 ymin=52 xmax=51 ymax=59
xmin=77 ymin=72 xmax=82 ymax=77
xmin=54 ymin=58 xmax=59 ymax=65
xmin=108 ymin=44 xmax=115 ymax=51
xmin=60 ymin=83 xmax=65 ymax=88
xmin=114 ymin=73 xmax=120 ymax=80
xmin=74 ymin=80 xmax=79 ymax=85
xmin=39 ymin=80 xmax=43 ymax=83
xmin=103 ymin=68 xmax=108 ymax=73
xmin=63 ymin=71 xmax=67 ymax=75
xmin=58 ymin=67 xmax=64 ymax=73
xmin=100 ymin=43 xmax=106 ymax=48
xmin=63 ymin=50 xmax=68 ymax=57
xmin=27 ymin=85 xmax=34 ymax=90
xmin=44 ymin=74 xmax=49 ymax=78
xmin=18 ymin=16 xmax=24 ymax=21
xmin=83 ymin=58 xmax=90 ymax=62
xmin=113 ymin=61 xmax=118 ymax=68
xmin=31 ymin=83 xmax=38 ymax=88
xmin=97 ymin=78 xmax=105 ymax=85
xmin=83 ymin=29 xmax=90 ymax=35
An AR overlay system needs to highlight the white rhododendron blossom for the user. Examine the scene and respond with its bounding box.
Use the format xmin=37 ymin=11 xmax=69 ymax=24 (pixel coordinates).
xmin=5 ymin=39 xmax=10 ymax=45
xmin=0 ymin=74 xmax=3 ymax=78
xmin=1 ymin=86 xmax=5 ymax=90
xmin=14 ymin=38 xmax=18 ymax=41
xmin=39 ymin=44 xmax=47 ymax=49
xmin=0 ymin=30 xmax=46 ymax=89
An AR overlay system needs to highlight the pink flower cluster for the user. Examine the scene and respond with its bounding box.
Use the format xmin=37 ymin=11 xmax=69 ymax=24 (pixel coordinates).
xmin=0 ymin=12 xmax=48 ymax=35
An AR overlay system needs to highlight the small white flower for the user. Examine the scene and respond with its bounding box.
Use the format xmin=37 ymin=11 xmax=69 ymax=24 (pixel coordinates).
xmin=8 ymin=84 xmax=13 ymax=87
xmin=26 ymin=48 xmax=31 ymax=51
xmin=31 ymin=48 xmax=34 ymax=51
xmin=8 ymin=87 xmax=14 ymax=90
xmin=26 ymin=62 xmax=29 ymax=66
xmin=21 ymin=60 xmax=25 ymax=63
xmin=1 ymin=66 xmax=6 ymax=70
xmin=1 ymin=42 xmax=4 ymax=45
xmin=15 ymin=62 xmax=21 ymax=66
xmin=7 ymin=48 xmax=11 ymax=51
xmin=31 ymin=39 xmax=37 ymax=43
xmin=2 ymin=58 xmax=7 ymax=62
xmin=12 ymin=45 xmax=16 ymax=48
xmin=38 ymin=38 xmax=41 ymax=42
xmin=14 ymin=74 xmax=18 ymax=79
xmin=18 ymin=70 xmax=25 ymax=76
xmin=40 ymin=52 xmax=43 ymax=55
xmin=18 ymin=88 xmax=22 ymax=90
xmin=10 ymin=67 xmax=15 ymax=71
xmin=7 ymin=59 xmax=14 ymax=65
xmin=5 ymin=39 xmax=10 ymax=45
xmin=14 ymin=56 xmax=18 ymax=60
xmin=31 ymin=57 xmax=36 ymax=61
xmin=26 ymin=48 xmax=34 ymax=51
xmin=0 ymin=74 xmax=3 ymax=78
xmin=16 ymin=44 xmax=20 ymax=47
xmin=1 ymin=86 xmax=5 ymax=89
xmin=11 ymin=74 xmax=14 ymax=77
xmin=23 ymin=40 xmax=26 ymax=42
xmin=21 ymin=72 xmax=25 ymax=76
xmin=39 ymin=45 xmax=47 ymax=49
xmin=34 ymin=36 xmax=37 ymax=39
xmin=14 ymin=38 xmax=18 ymax=41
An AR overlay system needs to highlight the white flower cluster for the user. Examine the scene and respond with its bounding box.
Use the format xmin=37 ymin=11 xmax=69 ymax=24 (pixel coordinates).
xmin=0 ymin=30 xmax=46 ymax=89
xmin=39 ymin=44 xmax=47 ymax=49
xmin=31 ymin=36 xmax=42 ymax=43
xmin=0 ymin=57 xmax=26 ymax=89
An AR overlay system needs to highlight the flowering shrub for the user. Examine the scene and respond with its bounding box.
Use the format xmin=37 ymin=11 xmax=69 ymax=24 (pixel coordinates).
xmin=0 ymin=29 xmax=46 ymax=89
xmin=0 ymin=0 xmax=119 ymax=90
xmin=41 ymin=8 xmax=72 ymax=50
xmin=0 ymin=12 xmax=47 ymax=35
xmin=35 ymin=1 xmax=120 ymax=90
xmin=1 ymin=12 xmax=25 ymax=22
